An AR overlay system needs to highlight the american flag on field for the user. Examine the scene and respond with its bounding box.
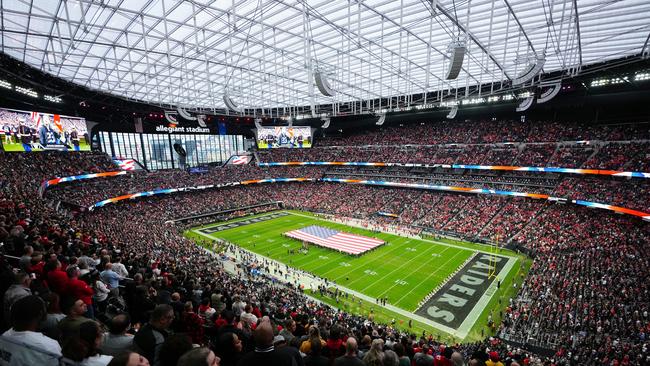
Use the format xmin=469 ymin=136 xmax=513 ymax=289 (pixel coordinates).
xmin=113 ymin=159 xmax=136 ymax=171
xmin=285 ymin=225 xmax=384 ymax=255
xmin=230 ymin=155 xmax=251 ymax=165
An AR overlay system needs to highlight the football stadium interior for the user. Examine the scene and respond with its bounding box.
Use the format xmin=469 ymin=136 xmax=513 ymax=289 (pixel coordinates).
xmin=1 ymin=1 xmax=649 ymax=365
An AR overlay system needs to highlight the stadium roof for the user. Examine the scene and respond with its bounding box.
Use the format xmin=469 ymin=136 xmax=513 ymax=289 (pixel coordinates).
xmin=1 ymin=0 xmax=649 ymax=111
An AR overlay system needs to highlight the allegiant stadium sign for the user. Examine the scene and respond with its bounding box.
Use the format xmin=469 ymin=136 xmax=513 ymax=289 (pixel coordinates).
xmin=155 ymin=125 xmax=211 ymax=133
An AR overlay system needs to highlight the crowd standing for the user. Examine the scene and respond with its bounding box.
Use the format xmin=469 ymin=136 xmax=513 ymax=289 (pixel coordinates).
xmin=1 ymin=120 xmax=649 ymax=366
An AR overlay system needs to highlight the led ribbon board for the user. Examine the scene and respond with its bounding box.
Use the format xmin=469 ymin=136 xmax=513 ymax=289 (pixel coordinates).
xmin=258 ymin=161 xmax=650 ymax=179
xmin=39 ymin=171 xmax=128 ymax=197
xmin=88 ymin=178 xmax=315 ymax=210
xmin=85 ymin=177 xmax=650 ymax=221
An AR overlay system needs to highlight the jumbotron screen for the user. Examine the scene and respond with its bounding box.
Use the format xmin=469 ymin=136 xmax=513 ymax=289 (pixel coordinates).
xmin=0 ymin=107 xmax=90 ymax=152
xmin=256 ymin=126 xmax=312 ymax=149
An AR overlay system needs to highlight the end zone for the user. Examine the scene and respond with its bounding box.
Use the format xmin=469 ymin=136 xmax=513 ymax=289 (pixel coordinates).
xmin=416 ymin=253 xmax=516 ymax=337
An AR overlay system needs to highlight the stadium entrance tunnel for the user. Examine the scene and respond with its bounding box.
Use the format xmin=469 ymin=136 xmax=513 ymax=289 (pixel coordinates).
xmin=415 ymin=254 xmax=508 ymax=329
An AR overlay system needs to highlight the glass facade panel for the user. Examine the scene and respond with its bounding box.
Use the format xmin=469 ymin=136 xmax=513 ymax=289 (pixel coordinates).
xmin=96 ymin=132 xmax=245 ymax=170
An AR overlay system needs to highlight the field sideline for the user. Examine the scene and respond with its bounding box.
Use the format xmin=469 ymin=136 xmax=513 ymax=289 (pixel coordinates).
xmin=186 ymin=210 xmax=527 ymax=341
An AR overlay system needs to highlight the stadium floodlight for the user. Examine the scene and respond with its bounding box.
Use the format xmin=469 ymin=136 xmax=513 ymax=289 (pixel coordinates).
xmin=537 ymin=82 xmax=562 ymax=104
xmin=223 ymin=94 xmax=244 ymax=113
xmin=446 ymin=106 xmax=458 ymax=119
xmin=446 ymin=40 xmax=466 ymax=80
xmin=516 ymin=96 xmax=535 ymax=112
xmin=0 ymin=79 xmax=12 ymax=89
xmin=512 ymin=55 xmax=546 ymax=86
xmin=314 ymin=71 xmax=335 ymax=97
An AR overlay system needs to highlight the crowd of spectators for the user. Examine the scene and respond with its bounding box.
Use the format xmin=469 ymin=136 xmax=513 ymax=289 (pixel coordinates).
xmin=1 ymin=151 xmax=558 ymax=366
xmin=2 ymin=120 xmax=650 ymax=366
xmin=443 ymin=197 xmax=507 ymax=239
xmin=504 ymin=205 xmax=650 ymax=364
xmin=45 ymin=165 xmax=324 ymax=208
xmin=315 ymin=120 xmax=649 ymax=146
xmin=259 ymin=141 xmax=649 ymax=171
xmin=477 ymin=200 xmax=546 ymax=242
xmin=554 ymin=177 xmax=650 ymax=212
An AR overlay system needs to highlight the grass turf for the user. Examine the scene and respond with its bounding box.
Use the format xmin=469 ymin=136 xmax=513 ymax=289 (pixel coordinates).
xmin=186 ymin=210 xmax=527 ymax=342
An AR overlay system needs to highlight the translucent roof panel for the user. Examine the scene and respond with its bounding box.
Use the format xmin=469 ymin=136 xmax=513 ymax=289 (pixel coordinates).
xmin=1 ymin=0 xmax=648 ymax=110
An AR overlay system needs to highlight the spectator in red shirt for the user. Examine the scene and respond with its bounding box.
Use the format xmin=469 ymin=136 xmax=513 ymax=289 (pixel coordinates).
xmin=28 ymin=253 xmax=45 ymax=279
xmin=65 ymin=265 xmax=94 ymax=319
xmin=45 ymin=259 xmax=68 ymax=294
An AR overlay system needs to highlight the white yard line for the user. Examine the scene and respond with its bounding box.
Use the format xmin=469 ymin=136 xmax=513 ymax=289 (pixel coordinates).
xmin=359 ymin=246 xmax=451 ymax=293
xmin=390 ymin=249 xmax=468 ymax=305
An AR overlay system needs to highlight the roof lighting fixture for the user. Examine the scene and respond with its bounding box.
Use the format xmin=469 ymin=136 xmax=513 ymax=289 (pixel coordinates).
xmin=16 ymin=86 xmax=38 ymax=98
xmin=591 ymin=79 xmax=608 ymax=87
xmin=462 ymin=98 xmax=485 ymax=105
xmin=610 ymin=76 xmax=629 ymax=85
xmin=0 ymin=79 xmax=12 ymax=89
xmin=439 ymin=100 xmax=458 ymax=108
xmin=44 ymin=95 xmax=62 ymax=103
xmin=590 ymin=77 xmax=629 ymax=87
xmin=634 ymin=72 xmax=650 ymax=81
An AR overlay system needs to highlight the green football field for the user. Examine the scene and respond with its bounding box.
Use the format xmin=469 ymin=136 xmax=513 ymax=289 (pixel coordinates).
xmin=186 ymin=210 xmax=526 ymax=341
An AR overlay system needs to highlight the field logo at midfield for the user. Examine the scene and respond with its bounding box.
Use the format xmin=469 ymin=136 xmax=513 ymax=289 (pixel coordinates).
xmin=415 ymin=254 xmax=507 ymax=329
xmin=197 ymin=212 xmax=289 ymax=234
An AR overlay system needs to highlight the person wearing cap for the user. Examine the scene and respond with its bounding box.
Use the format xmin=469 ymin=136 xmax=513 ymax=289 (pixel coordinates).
xmin=486 ymin=351 xmax=504 ymax=366
xmin=273 ymin=335 xmax=286 ymax=346
xmin=434 ymin=346 xmax=453 ymax=366
xmin=236 ymin=316 xmax=299 ymax=366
